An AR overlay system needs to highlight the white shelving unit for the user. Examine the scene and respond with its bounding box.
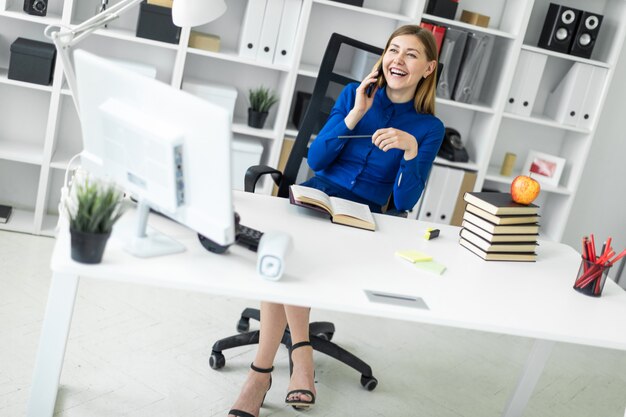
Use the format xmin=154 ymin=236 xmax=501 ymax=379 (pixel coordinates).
xmin=1 ymin=0 xmax=625 ymax=241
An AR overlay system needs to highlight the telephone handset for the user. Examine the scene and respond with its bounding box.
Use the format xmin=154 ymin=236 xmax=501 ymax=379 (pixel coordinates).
xmin=437 ymin=127 xmax=469 ymax=162
xmin=366 ymin=64 xmax=384 ymax=97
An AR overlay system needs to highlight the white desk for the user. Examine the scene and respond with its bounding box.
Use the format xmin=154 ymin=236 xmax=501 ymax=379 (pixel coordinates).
xmin=28 ymin=192 xmax=626 ymax=417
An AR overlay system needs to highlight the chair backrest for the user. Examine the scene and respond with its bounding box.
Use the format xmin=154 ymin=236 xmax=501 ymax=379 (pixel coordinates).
xmin=277 ymin=33 xmax=384 ymax=198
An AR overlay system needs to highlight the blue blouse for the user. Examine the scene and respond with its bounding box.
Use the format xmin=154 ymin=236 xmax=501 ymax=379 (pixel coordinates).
xmin=307 ymin=83 xmax=445 ymax=211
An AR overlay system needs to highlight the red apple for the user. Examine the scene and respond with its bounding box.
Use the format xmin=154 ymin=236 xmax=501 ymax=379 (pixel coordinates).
xmin=511 ymin=175 xmax=540 ymax=205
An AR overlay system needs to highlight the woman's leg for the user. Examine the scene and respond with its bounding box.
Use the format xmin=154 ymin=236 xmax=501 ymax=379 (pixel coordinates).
xmin=229 ymin=302 xmax=287 ymax=417
xmin=284 ymin=305 xmax=316 ymax=403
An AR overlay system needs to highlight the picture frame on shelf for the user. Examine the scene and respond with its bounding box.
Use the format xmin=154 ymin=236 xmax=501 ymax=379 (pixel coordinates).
xmin=522 ymin=150 xmax=565 ymax=187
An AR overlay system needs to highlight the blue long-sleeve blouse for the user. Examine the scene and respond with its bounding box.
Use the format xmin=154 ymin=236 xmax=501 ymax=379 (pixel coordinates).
xmin=307 ymin=83 xmax=444 ymax=211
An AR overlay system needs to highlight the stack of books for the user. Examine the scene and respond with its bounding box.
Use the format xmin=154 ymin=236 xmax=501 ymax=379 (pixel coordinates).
xmin=459 ymin=192 xmax=540 ymax=262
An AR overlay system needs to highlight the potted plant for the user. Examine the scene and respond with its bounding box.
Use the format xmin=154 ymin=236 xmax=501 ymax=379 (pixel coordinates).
xmin=65 ymin=177 xmax=125 ymax=264
xmin=248 ymin=86 xmax=278 ymax=128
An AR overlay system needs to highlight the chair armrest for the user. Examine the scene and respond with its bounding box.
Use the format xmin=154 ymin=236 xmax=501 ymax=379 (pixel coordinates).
xmin=244 ymin=165 xmax=283 ymax=193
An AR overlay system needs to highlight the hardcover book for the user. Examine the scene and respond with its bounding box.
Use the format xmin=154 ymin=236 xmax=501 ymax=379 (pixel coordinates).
xmin=463 ymin=212 xmax=539 ymax=235
xmin=463 ymin=192 xmax=539 ymax=216
xmin=461 ymin=220 xmax=539 ymax=243
xmin=460 ymin=228 xmax=538 ymax=253
xmin=460 ymin=238 xmax=537 ymax=262
xmin=465 ymin=203 xmax=540 ymax=225
xmin=289 ymin=185 xmax=375 ymax=231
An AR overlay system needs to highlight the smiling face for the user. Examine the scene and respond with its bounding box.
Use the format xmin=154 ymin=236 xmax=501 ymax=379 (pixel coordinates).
xmin=382 ymin=34 xmax=436 ymax=102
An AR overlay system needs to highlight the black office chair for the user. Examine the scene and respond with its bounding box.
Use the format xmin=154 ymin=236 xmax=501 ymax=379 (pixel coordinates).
xmin=208 ymin=33 xmax=382 ymax=391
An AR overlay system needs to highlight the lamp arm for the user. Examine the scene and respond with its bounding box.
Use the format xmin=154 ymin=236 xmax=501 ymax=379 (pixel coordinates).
xmin=44 ymin=0 xmax=143 ymax=112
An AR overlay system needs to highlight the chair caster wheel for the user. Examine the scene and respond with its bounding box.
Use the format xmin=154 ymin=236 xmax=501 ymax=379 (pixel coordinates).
xmin=209 ymin=351 xmax=225 ymax=369
xmin=316 ymin=332 xmax=334 ymax=341
xmin=360 ymin=375 xmax=378 ymax=391
xmin=237 ymin=318 xmax=250 ymax=333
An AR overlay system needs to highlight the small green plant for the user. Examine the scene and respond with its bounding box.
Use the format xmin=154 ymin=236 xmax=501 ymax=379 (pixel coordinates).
xmin=249 ymin=86 xmax=279 ymax=113
xmin=66 ymin=178 xmax=125 ymax=234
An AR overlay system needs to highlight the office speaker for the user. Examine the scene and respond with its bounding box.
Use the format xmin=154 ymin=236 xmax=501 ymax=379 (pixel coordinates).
xmin=538 ymin=3 xmax=581 ymax=54
xmin=569 ymin=12 xmax=603 ymax=58
xmin=23 ymin=0 xmax=47 ymax=16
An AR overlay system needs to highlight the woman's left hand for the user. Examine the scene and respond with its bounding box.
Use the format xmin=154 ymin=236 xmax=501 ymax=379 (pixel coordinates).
xmin=372 ymin=128 xmax=418 ymax=160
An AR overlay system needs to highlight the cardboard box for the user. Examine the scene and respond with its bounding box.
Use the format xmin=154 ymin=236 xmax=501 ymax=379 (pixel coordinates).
xmin=182 ymin=79 xmax=237 ymax=123
xmin=8 ymin=38 xmax=56 ymax=85
xmin=189 ymin=31 xmax=221 ymax=52
xmin=460 ymin=10 xmax=490 ymax=28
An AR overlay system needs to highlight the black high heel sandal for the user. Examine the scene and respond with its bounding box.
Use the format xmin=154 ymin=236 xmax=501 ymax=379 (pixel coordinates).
xmin=285 ymin=341 xmax=316 ymax=410
xmin=228 ymin=363 xmax=273 ymax=417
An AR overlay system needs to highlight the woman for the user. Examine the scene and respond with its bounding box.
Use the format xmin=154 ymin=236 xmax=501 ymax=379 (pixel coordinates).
xmin=228 ymin=25 xmax=444 ymax=417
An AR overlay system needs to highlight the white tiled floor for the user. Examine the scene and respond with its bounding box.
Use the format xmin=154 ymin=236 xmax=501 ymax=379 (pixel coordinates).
xmin=1 ymin=230 xmax=625 ymax=417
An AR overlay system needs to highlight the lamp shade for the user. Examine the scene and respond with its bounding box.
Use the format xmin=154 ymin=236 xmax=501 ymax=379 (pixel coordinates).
xmin=172 ymin=0 xmax=227 ymax=27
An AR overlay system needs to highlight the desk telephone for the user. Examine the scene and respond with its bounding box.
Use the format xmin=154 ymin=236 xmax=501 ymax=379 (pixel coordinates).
xmin=438 ymin=127 xmax=469 ymax=163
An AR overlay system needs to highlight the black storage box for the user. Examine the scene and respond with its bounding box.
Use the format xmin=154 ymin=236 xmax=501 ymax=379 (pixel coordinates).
xmin=136 ymin=1 xmax=181 ymax=44
xmin=426 ymin=0 xmax=459 ymax=20
xmin=329 ymin=0 xmax=364 ymax=6
xmin=292 ymin=91 xmax=335 ymax=134
xmin=8 ymin=37 xmax=56 ymax=86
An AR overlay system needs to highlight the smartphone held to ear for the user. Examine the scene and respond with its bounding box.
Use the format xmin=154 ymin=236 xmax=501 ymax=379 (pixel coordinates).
xmin=366 ymin=65 xmax=384 ymax=97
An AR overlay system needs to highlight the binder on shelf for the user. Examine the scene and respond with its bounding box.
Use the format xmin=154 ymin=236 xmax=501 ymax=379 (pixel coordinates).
xmin=505 ymin=50 xmax=547 ymax=117
xmin=256 ymin=0 xmax=286 ymax=64
xmin=452 ymin=32 xmax=495 ymax=104
xmin=436 ymin=27 xmax=468 ymax=100
xmin=273 ymin=0 xmax=303 ymax=66
xmin=577 ymin=66 xmax=607 ymax=130
xmin=238 ymin=0 xmax=268 ymax=60
xmin=418 ymin=165 xmax=468 ymax=225
xmin=545 ymin=62 xmax=593 ymax=127
xmin=432 ymin=25 xmax=446 ymax=55
xmin=417 ymin=165 xmax=448 ymax=223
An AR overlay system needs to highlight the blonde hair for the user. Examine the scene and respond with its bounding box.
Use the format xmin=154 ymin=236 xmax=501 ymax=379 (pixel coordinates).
xmin=373 ymin=25 xmax=438 ymax=115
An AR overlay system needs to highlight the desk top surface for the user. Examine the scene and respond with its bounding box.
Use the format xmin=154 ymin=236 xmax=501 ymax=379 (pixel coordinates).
xmin=52 ymin=192 xmax=626 ymax=350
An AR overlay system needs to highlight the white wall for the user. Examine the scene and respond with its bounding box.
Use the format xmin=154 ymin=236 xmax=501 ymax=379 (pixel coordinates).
xmin=562 ymin=40 xmax=626 ymax=287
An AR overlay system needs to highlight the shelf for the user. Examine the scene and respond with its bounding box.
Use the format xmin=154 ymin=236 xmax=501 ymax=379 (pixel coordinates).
xmin=92 ymin=27 xmax=180 ymax=50
xmin=50 ymin=148 xmax=81 ymax=170
xmin=0 ymin=208 xmax=35 ymax=234
xmin=0 ymin=67 xmax=53 ymax=93
xmin=187 ymin=47 xmax=291 ymax=72
xmin=232 ymin=120 xmax=276 ymax=140
xmin=502 ymin=112 xmax=591 ymax=134
xmin=434 ymin=157 xmax=479 ymax=172
xmin=0 ymin=9 xmax=62 ymax=25
xmin=521 ymin=45 xmax=610 ymax=69
xmin=484 ymin=166 xmax=571 ymax=195
xmin=40 ymin=214 xmax=59 ymax=237
xmin=436 ymin=97 xmax=496 ymax=114
xmin=421 ymin=14 xmax=517 ymax=40
xmin=313 ymin=0 xmax=414 ymax=23
xmin=297 ymin=63 xmax=319 ymax=78
xmin=0 ymin=139 xmax=44 ymax=165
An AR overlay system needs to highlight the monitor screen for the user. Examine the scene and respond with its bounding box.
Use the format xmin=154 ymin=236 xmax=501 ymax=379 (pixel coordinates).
xmin=74 ymin=49 xmax=235 ymax=256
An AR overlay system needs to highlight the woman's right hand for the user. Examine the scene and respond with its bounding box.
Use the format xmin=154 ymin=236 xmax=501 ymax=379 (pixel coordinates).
xmin=345 ymin=69 xmax=380 ymax=129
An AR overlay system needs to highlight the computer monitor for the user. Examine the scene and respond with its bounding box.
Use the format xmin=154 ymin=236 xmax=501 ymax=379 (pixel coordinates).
xmin=73 ymin=49 xmax=235 ymax=257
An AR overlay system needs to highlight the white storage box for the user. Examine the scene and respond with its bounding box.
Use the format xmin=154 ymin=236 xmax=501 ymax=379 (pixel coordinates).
xmin=232 ymin=136 xmax=264 ymax=191
xmin=182 ymin=78 xmax=237 ymax=122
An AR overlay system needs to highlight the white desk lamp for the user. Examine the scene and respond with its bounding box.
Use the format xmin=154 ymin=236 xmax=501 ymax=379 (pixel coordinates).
xmin=44 ymin=0 xmax=227 ymax=110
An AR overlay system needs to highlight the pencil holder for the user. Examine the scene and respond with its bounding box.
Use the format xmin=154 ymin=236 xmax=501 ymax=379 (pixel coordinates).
xmin=573 ymin=256 xmax=611 ymax=297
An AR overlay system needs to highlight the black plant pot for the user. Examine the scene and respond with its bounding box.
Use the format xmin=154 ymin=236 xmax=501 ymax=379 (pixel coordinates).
xmin=70 ymin=228 xmax=112 ymax=264
xmin=247 ymin=108 xmax=269 ymax=128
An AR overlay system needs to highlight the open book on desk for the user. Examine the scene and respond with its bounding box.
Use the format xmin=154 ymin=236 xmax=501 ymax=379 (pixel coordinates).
xmin=289 ymin=184 xmax=376 ymax=231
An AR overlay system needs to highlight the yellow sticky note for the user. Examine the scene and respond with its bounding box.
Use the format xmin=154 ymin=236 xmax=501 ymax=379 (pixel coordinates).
xmin=413 ymin=261 xmax=446 ymax=275
xmin=395 ymin=250 xmax=433 ymax=263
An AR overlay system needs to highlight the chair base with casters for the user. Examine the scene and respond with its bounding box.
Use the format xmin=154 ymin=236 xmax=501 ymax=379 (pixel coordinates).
xmin=209 ymin=307 xmax=379 ymax=391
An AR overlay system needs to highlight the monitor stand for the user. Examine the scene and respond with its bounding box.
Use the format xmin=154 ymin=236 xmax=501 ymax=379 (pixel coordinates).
xmin=114 ymin=199 xmax=186 ymax=258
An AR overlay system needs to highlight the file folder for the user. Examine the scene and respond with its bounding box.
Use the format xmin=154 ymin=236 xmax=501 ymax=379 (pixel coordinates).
xmin=505 ymin=50 xmax=547 ymax=117
xmin=545 ymin=62 xmax=593 ymax=126
xmin=256 ymin=0 xmax=286 ymax=64
xmin=273 ymin=0 xmax=302 ymax=66
xmin=238 ymin=0 xmax=268 ymax=60
xmin=436 ymin=27 xmax=467 ymax=100
xmin=577 ymin=66 xmax=607 ymax=130
xmin=452 ymin=32 xmax=494 ymax=104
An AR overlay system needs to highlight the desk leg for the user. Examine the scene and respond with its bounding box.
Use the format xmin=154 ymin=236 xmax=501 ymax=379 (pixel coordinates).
xmin=26 ymin=272 xmax=79 ymax=417
xmin=501 ymin=339 xmax=555 ymax=417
